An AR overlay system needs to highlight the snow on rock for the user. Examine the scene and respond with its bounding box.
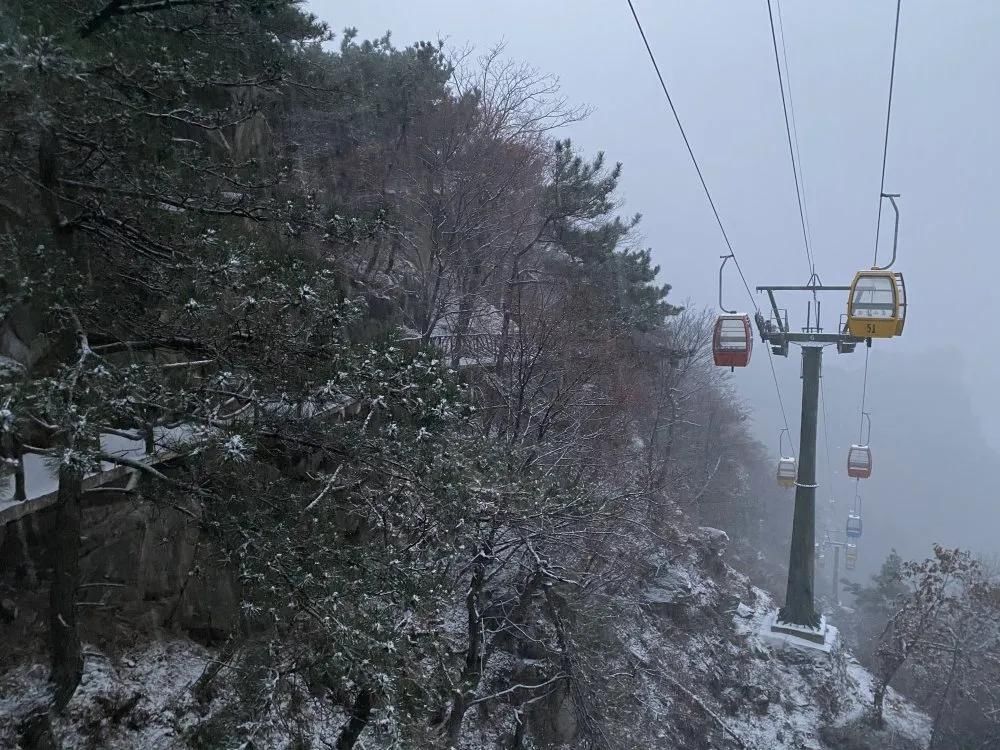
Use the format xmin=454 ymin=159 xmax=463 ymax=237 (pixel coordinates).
xmin=618 ymin=544 xmax=929 ymax=750
xmin=642 ymin=566 xmax=695 ymax=610
xmin=0 ymin=640 xmax=218 ymax=749
xmin=839 ymin=656 xmax=931 ymax=741
xmin=0 ymin=538 xmax=930 ymax=750
xmin=0 ymin=639 xmax=346 ymax=750
xmin=0 ymin=355 xmax=26 ymax=379
xmin=695 ymin=526 xmax=730 ymax=555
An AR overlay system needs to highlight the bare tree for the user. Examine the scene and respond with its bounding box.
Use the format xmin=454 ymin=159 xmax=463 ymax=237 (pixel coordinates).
xmin=870 ymin=545 xmax=979 ymax=727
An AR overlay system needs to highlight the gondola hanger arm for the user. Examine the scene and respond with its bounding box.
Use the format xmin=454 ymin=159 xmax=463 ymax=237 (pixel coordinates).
xmin=719 ymin=254 xmax=737 ymax=314
xmin=874 ymin=193 xmax=900 ymax=270
xmin=779 ymin=427 xmax=791 ymax=457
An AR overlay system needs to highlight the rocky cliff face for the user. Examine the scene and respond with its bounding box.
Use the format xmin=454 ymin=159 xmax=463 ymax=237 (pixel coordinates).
xmin=0 ymin=513 xmax=929 ymax=749
xmin=2 ymin=494 xmax=238 ymax=643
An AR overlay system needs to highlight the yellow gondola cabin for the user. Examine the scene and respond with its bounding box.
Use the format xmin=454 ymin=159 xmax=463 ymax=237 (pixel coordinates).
xmin=846 ymin=270 xmax=906 ymax=339
xmin=845 ymin=543 xmax=858 ymax=570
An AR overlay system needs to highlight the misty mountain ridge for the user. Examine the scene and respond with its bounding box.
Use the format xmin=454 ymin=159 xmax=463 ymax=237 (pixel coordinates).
xmin=734 ymin=344 xmax=999 ymax=579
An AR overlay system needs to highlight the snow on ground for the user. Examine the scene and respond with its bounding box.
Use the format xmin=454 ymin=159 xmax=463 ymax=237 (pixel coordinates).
xmin=734 ymin=589 xmax=930 ymax=748
xmin=624 ymin=549 xmax=932 ymax=750
xmin=840 ymin=656 xmax=930 ymax=741
xmin=0 ymin=638 xmax=347 ymax=750
xmin=1 ymin=639 xmax=209 ymax=749
xmin=0 ymin=528 xmax=931 ymax=749
xmin=726 ymin=587 xmax=833 ymax=749
xmin=730 ymin=585 xmax=930 ymax=749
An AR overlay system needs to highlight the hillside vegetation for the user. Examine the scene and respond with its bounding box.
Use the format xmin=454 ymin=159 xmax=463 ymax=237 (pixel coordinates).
xmin=0 ymin=3 xmax=938 ymax=748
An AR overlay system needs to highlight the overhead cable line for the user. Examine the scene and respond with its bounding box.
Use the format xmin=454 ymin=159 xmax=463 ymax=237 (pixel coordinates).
xmin=858 ymin=348 xmax=870 ymax=442
xmin=766 ymin=0 xmax=821 ymax=463
xmin=766 ymin=0 xmax=815 ymax=279
xmin=625 ymin=0 xmax=754 ymax=303
xmin=771 ymin=0 xmax=829 ymax=469
xmin=873 ymin=0 xmax=903 ymax=267
xmin=767 ymin=348 xmax=794 ymax=452
xmin=624 ymin=0 xmax=795 ymax=446
xmin=774 ymin=0 xmax=815 ymax=256
xmin=858 ymin=0 xmax=901 ymax=438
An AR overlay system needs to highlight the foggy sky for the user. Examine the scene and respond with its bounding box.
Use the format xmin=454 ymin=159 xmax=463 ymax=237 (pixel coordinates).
xmin=312 ymin=2 xmax=1000 ymax=575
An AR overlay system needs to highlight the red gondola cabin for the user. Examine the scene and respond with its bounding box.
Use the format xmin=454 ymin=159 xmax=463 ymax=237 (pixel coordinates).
xmin=713 ymin=314 xmax=753 ymax=369
xmin=847 ymin=444 xmax=872 ymax=479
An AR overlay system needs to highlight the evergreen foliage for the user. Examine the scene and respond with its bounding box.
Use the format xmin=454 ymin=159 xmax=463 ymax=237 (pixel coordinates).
xmin=0 ymin=3 xmax=785 ymax=746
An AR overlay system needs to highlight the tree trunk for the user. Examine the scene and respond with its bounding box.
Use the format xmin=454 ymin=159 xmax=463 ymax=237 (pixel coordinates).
xmin=335 ymin=689 xmax=373 ymax=750
xmin=363 ymin=234 xmax=383 ymax=279
xmin=494 ymin=257 xmax=520 ymax=374
xmin=193 ymin=636 xmax=240 ymax=704
xmin=444 ymin=547 xmax=489 ymax=743
xmin=384 ymin=232 xmax=399 ymax=274
xmin=929 ymin=646 xmax=961 ymax=749
xmin=871 ymin=644 xmax=907 ymax=729
xmin=1 ymin=432 xmax=26 ymax=501
xmin=50 ymin=464 xmax=83 ymax=711
xmin=510 ymin=710 xmax=527 ymax=749
xmin=871 ymin=677 xmax=890 ymax=728
xmin=450 ymin=295 xmax=474 ymax=371
xmin=18 ymin=710 xmax=58 ymax=750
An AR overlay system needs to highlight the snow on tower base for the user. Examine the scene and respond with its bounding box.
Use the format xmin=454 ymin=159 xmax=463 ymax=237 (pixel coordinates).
xmin=762 ymin=610 xmax=839 ymax=653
